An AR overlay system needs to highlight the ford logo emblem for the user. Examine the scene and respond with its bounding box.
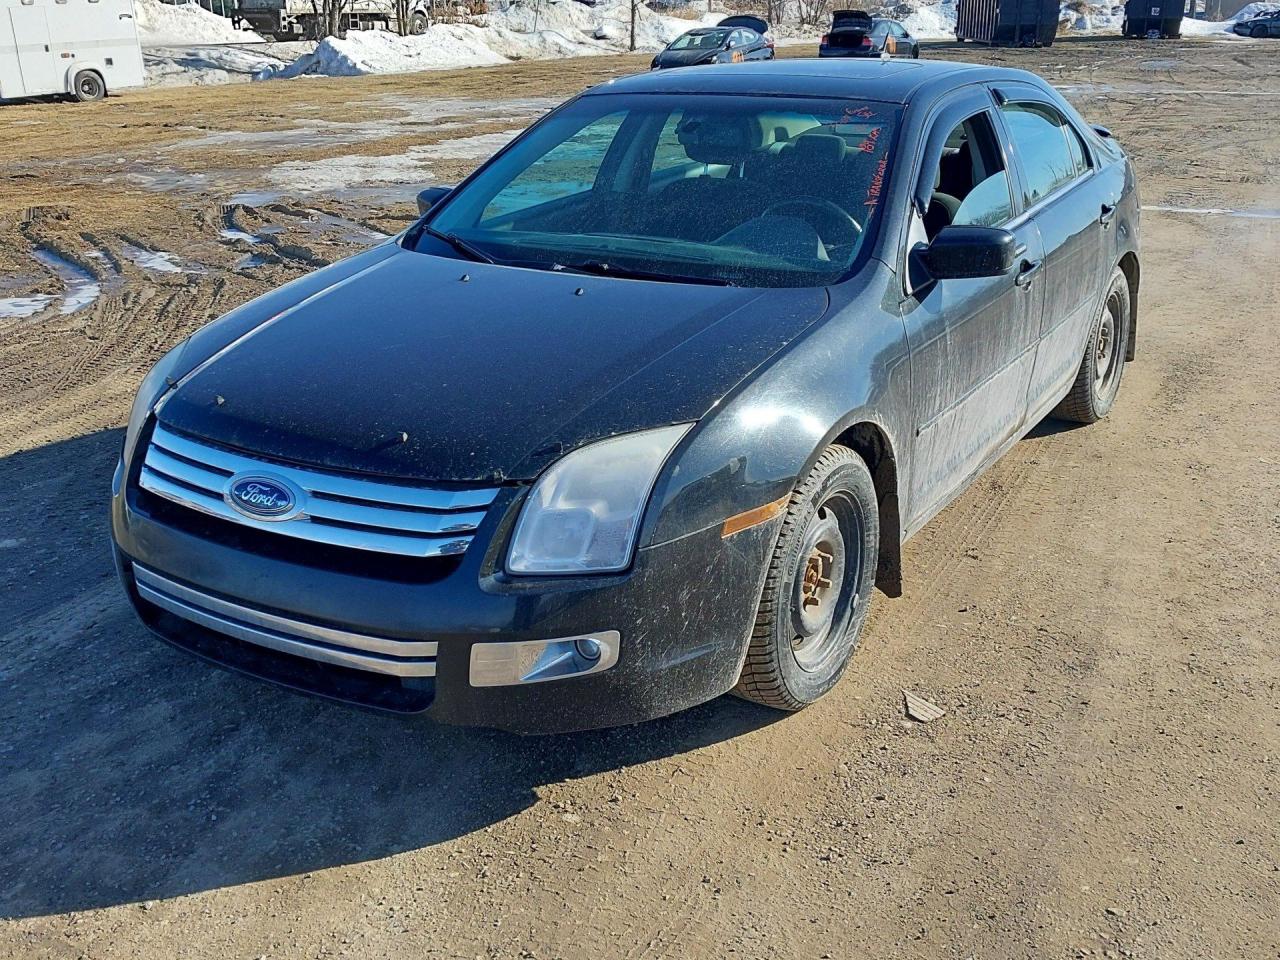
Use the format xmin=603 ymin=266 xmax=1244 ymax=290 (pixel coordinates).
xmin=225 ymin=474 xmax=299 ymax=520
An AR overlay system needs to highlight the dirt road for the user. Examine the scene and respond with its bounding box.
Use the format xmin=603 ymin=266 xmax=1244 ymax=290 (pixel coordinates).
xmin=2 ymin=39 xmax=1278 ymax=960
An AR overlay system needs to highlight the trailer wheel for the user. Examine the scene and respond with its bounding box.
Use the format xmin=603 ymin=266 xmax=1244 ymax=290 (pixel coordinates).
xmin=71 ymin=70 xmax=106 ymax=103
xmin=409 ymin=11 xmax=429 ymax=33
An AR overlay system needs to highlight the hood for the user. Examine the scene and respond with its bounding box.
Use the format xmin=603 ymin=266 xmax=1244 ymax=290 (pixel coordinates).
xmin=718 ymin=14 xmax=769 ymax=33
xmin=831 ymin=9 xmax=873 ymax=29
xmin=655 ymin=48 xmax=720 ymax=67
xmin=158 ymin=244 xmax=829 ymax=483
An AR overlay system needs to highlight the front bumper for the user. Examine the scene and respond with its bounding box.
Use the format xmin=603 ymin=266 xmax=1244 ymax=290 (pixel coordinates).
xmin=111 ymin=457 xmax=778 ymax=734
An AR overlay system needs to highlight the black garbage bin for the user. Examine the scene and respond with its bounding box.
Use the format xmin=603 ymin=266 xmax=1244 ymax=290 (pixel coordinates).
xmin=1123 ymin=0 xmax=1185 ymax=37
xmin=955 ymin=0 xmax=1061 ymax=46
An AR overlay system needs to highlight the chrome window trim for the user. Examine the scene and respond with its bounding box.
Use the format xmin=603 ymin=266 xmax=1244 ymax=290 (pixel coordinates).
xmin=134 ymin=565 xmax=438 ymax=677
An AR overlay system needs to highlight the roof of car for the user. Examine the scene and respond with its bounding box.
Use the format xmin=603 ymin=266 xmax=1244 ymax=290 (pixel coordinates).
xmin=588 ymin=59 xmax=1023 ymax=105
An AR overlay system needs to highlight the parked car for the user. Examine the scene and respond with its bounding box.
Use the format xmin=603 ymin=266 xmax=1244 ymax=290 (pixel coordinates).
xmin=651 ymin=17 xmax=774 ymax=68
xmin=819 ymin=9 xmax=920 ymax=57
xmin=112 ymin=60 xmax=1140 ymax=733
xmin=1232 ymin=7 xmax=1280 ymax=35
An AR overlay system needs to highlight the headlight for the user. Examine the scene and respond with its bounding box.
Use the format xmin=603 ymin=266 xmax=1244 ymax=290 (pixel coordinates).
xmin=123 ymin=340 xmax=188 ymax=461
xmin=506 ymin=423 xmax=691 ymax=575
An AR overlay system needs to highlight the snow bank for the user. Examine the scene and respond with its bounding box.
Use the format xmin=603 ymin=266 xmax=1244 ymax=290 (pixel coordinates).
xmin=266 ymin=0 xmax=721 ymax=79
xmin=146 ymin=45 xmax=292 ymax=85
xmin=900 ymin=0 xmax=959 ymax=39
xmin=135 ymin=0 xmax=261 ymax=45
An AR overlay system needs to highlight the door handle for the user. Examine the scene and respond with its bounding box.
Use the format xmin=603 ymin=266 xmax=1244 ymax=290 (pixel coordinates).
xmin=1014 ymin=259 xmax=1042 ymax=289
xmin=1099 ymin=203 xmax=1117 ymax=227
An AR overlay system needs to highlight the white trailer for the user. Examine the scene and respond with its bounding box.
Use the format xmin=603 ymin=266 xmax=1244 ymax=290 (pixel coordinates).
xmin=1 ymin=0 xmax=144 ymax=101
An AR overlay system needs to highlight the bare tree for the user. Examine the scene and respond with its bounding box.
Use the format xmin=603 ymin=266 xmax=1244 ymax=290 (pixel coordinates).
xmin=314 ymin=0 xmax=352 ymax=37
xmin=394 ymin=0 xmax=413 ymax=34
xmin=794 ymin=0 xmax=830 ymax=27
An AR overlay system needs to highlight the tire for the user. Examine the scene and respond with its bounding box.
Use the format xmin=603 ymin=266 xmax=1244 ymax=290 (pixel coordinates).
xmin=735 ymin=445 xmax=879 ymax=711
xmin=409 ymin=11 xmax=429 ymax=34
xmin=71 ymin=70 xmax=105 ymax=103
xmin=911 ymin=43 xmax=920 ymax=58
xmin=1052 ymin=266 xmax=1132 ymax=424
xmin=1252 ymin=25 xmax=1267 ymax=37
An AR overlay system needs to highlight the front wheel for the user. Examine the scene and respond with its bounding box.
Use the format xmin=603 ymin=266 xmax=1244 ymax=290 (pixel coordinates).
xmin=71 ymin=70 xmax=105 ymax=102
xmin=1252 ymin=25 xmax=1267 ymax=37
xmin=1052 ymin=266 xmax=1132 ymax=424
xmin=409 ymin=11 xmax=429 ymax=34
xmin=735 ymin=446 xmax=879 ymax=711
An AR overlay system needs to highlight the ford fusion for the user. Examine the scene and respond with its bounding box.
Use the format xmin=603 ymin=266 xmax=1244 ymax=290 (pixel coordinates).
xmin=113 ymin=60 xmax=1140 ymax=733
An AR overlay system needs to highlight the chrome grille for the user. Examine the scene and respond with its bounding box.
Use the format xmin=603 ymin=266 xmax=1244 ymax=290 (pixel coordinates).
xmin=139 ymin=423 xmax=498 ymax=558
xmin=134 ymin=565 xmax=437 ymax=677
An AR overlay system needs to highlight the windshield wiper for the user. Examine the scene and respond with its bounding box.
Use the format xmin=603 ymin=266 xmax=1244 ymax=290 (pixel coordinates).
xmin=424 ymin=226 xmax=498 ymax=265
xmin=553 ymin=259 xmax=734 ymax=287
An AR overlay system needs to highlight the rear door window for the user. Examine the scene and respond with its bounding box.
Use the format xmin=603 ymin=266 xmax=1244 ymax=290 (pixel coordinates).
xmin=999 ymin=101 xmax=1081 ymax=206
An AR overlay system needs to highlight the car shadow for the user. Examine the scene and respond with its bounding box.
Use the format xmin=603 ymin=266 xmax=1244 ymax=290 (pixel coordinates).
xmin=1025 ymin=416 xmax=1093 ymax=438
xmin=0 ymin=430 xmax=781 ymax=921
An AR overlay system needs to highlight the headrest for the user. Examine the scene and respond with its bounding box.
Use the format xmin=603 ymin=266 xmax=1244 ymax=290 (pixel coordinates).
xmin=791 ymin=134 xmax=847 ymax=166
xmin=677 ymin=113 xmax=758 ymax=165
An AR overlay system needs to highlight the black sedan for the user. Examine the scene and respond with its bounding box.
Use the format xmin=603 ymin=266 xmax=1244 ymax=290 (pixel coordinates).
xmin=1232 ymin=8 xmax=1280 ymax=35
xmin=651 ymin=16 xmax=774 ymax=69
xmin=819 ymin=9 xmax=920 ymax=57
xmin=113 ymin=60 xmax=1140 ymax=733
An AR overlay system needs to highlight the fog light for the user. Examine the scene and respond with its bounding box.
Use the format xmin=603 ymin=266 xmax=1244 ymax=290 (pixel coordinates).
xmin=470 ymin=631 xmax=620 ymax=687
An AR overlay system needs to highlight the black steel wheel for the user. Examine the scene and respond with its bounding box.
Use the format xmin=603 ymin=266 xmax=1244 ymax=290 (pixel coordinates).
xmin=1052 ymin=266 xmax=1132 ymax=424
xmin=1252 ymin=24 xmax=1267 ymax=37
xmin=71 ymin=70 xmax=105 ymax=103
xmin=735 ymin=445 xmax=879 ymax=711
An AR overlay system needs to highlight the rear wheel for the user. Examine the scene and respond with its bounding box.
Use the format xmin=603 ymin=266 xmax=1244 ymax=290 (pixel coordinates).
xmin=71 ymin=70 xmax=105 ymax=103
xmin=911 ymin=43 xmax=920 ymax=58
xmin=1052 ymin=266 xmax=1131 ymax=424
xmin=735 ymin=446 xmax=879 ymax=711
xmin=409 ymin=11 xmax=428 ymax=34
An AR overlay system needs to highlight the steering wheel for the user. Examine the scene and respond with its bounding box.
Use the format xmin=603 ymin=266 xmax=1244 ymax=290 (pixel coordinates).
xmin=762 ymin=197 xmax=862 ymax=249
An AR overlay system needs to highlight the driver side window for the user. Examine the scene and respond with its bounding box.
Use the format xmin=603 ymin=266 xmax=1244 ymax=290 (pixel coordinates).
xmin=921 ymin=111 xmax=1015 ymax=241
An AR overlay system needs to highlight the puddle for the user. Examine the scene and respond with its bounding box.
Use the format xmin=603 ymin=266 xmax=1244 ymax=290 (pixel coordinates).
xmin=173 ymin=97 xmax=554 ymax=155
xmin=266 ymin=130 xmax=522 ymax=194
xmin=1143 ymin=205 xmax=1280 ymax=220
xmin=0 ymin=295 xmax=57 ymax=320
xmin=1056 ymin=82 xmax=1280 ymax=98
xmin=31 ymin=249 xmax=100 ymax=315
xmin=329 ymin=183 xmax=420 ymax=207
xmin=219 ymin=228 xmax=262 ymax=243
xmin=295 ymin=209 xmax=388 ymax=245
xmin=121 ymin=243 xmax=205 ymax=274
xmin=235 ymin=253 xmax=268 ymax=270
xmin=230 ymin=189 xmax=285 ymax=206
xmin=0 ymin=271 xmax=41 ymax=293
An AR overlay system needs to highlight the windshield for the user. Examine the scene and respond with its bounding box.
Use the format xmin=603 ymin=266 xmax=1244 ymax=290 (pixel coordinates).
xmin=415 ymin=93 xmax=902 ymax=288
xmin=670 ymin=29 xmax=730 ymax=49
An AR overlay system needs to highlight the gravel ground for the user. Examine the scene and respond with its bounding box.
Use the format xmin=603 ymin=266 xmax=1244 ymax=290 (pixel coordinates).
xmin=1 ymin=38 xmax=1278 ymax=960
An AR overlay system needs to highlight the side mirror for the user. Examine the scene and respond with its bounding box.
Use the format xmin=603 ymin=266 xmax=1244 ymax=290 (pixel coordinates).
xmin=417 ymin=185 xmax=452 ymax=216
xmin=920 ymin=226 xmax=1017 ymax=280
xmin=1092 ymin=124 xmax=1114 ymax=139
